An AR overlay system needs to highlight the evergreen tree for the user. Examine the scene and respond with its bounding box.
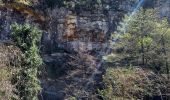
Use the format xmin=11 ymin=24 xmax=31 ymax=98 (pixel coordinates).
xmin=108 ymin=9 xmax=170 ymax=74
xmin=11 ymin=23 xmax=42 ymax=100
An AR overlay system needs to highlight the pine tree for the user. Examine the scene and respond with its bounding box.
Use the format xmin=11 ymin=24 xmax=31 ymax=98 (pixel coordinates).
xmin=108 ymin=9 xmax=170 ymax=74
xmin=11 ymin=23 xmax=42 ymax=100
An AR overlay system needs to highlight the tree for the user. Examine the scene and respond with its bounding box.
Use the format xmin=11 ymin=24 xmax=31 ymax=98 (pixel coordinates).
xmin=100 ymin=8 xmax=170 ymax=99
xmin=153 ymin=18 xmax=170 ymax=76
xmin=11 ymin=23 xmax=43 ymax=100
xmin=109 ymin=8 xmax=170 ymax=74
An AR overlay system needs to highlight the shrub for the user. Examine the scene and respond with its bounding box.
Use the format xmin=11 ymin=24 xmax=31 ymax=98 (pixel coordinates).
xmin=98 ymin=67 xmax=168 ymax=99
xmin=0 ymin=43 xmax=22 ymax=99
xmin=11 ymin=23 xmax=42 ymax=100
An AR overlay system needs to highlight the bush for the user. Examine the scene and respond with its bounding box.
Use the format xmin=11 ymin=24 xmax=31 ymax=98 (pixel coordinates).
xmin=11 ymin=23 xmax=42 ymax=100
xmin=98 ymin=67 xmax=168 ymax=99
xmin=0 ymin=43 xmax=22 ymax=99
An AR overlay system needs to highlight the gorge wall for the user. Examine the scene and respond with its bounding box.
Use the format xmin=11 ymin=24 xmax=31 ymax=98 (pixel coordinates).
xmin=40 ymin=7 xmax=121 ymax=100
xmin=0 ymin=0 xmax=170 ymax=99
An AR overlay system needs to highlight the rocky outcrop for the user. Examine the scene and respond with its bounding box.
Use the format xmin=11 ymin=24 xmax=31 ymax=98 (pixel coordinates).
xmin=40 ymin=6 xmax=115 ymax=99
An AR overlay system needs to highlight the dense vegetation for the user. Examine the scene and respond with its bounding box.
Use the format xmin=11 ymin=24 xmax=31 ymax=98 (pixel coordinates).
xmin=11 ymin=23 xmax=42 ymax=100
xmin=101 ymin=8 xmax=170 ymax=99
xmin=107 ymin=9 xmax=170 ymax=73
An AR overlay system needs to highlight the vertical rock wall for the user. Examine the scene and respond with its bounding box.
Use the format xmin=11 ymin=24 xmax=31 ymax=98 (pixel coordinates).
xmin=41 ymin=8 xmax=115 ymax=99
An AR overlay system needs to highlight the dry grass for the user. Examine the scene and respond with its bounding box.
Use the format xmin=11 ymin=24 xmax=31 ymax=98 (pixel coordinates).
xmin=99 ymin=67 xmax=168 ymax=100
xmin=0 ymin=67 xmax=16 ymax=99
xmin=0 ymin=43 xmax=22 ymax=99
xmin=0 ymin=43 xmax=22 ymax=68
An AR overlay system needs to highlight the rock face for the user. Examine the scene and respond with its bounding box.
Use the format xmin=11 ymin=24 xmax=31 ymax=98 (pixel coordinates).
xmin=40 ymin=6 xmax=118 ymax=99
xmin=0 ymin=0 xmax=170 ymax=99
xmin=39 ymin=1 xmax=147 ymax=98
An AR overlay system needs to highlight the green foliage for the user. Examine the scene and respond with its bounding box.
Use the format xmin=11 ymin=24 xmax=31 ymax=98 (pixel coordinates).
xmin=110 ymin=9 xmax=170 ymax=73
xmin=69 ymin=97 xmax=77 ymax=100
xmin=11 ymin=23 xmax=42 ymax=100
xmin=137 ymin=37 xmax=153 ymax=46
xmin=11 ymin=23 xmax=42 ymax=51
xmin=102 ymin=9 xmax=170 ymax=99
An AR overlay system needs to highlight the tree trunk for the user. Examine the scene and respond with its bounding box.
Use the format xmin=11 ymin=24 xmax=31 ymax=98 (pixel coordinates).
xmin=161 ymin=35 xmax=169 ymax=79
xmin=141 ymin=37 xmax=145 ymax=66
